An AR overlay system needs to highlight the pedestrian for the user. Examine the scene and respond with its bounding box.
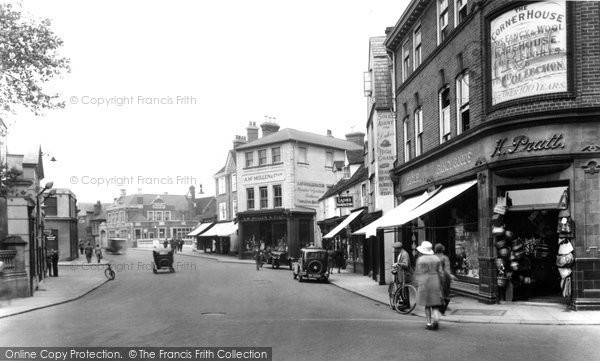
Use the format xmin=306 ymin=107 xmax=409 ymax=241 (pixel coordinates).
xmin=46 ymin=249 xmax=54 ymax=277
xmin=84 ymin=242 xmax=93 ymax=263
xmin=414 ymin=241 xmax=443 ymax=330
xmin=78 ymin=241 xmax=84 ymax=255
xmin=163 ymin=239 xmax=169 ymax=248
xmin=434 ymin=243 xmax=455 ymax=315
xmin=334 ymin=248 xmax=344 ymax=273
xmin=51 ymin=249 xmax=59 ymax=277
xmin=95 ymin=244 xmax=103 ymax=263
xmin=179 ymin=239 xmax=184 ymax=252
xmin=327 ymin=248 xmax=335 ymax=274
xmin=393 ymin=241 xmax=412 ymax=283
xmin=170 ymin=238 xmax=177 ymax=254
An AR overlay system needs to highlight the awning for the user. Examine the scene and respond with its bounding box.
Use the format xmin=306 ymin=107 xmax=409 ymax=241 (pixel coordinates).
xmin=352 ymin=190 xmax=437 ymax=238
xmin=323 ymin=209 xmax=364 ymax=239
xmin=383 ymin=179 xmax=478 ymax=229
xmin=199 ymin=222 xmax=238 ymax=237
xmin=187 ymin=222 xmax=213 ymax=237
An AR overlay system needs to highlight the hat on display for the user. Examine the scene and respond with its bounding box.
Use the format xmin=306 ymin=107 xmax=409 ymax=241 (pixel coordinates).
xmin=504 ymin=230 xmax=517 ymax=243
xmin=498 ymin=247 xmax=510 ymax=258
xmin=558 ymin=240 xmax=574 ymax=255
xmin=416 ymin=241 xmax=434 ymax=255
xmin=492 ymin=226 xmax=505 ymax=237
xmin=558 ymin=267 xmax=572 ymax=279
xmin=556 ymin=253 xmax=574 ymax=267
xmin=496 ymin=239 xmax=507 ymax=249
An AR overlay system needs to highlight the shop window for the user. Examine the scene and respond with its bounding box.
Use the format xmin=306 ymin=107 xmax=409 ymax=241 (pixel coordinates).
xmin=273 ymin=184 xmax=282 ymax=207
xmin=413 ymin=24 xmax=422 ymax=69
xmin=245 ymin=152 xmax=254 ymax=168
xmin=455 ymin=0 xmax=468 ymax=25
xmin=439 ymin=86 xmax=451 ymax=143
xmin=456 ymin=71 xmax=470 ymax=135
xmin=246 ymin=188 xmax=255 ymax=210
xmin=258 ymin=149 xmax=267 ymax=165
xmin=438 ymin=0 xmax=449 ymax=44
xmin=298 ymin=146 xmax=308 ymax=164
xmin=259 ymin=186 xmax=268 ymax=209
xmin=403 ymin=116 xmax=411 ymax=162
xmin=414 ymin=108 xmax=423 ymax=156
xmin=271 ymin=147 xmax=281 ymax=163
xmin=158 ymin=228 xmax=166 ymax=238
xmin=402 ymin=39 xmax=411 ymax=81
xmin=506 ymin=186 xmax=568 ymax=211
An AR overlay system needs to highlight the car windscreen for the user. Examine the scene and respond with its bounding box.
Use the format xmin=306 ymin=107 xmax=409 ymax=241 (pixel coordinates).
xmin=305 ymin=252 xmax=326 ymax=261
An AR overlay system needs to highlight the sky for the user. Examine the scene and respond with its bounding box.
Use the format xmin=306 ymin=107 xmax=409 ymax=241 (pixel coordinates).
xmin=6 ymin=0 xmax=408 ymax=203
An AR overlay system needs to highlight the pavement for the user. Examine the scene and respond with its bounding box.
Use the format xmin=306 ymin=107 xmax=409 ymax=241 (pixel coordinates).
xmin=1 ymin=245 xmax=599 ymax=325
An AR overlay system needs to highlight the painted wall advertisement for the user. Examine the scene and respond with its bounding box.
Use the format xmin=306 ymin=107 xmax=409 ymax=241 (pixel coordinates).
xmin=295 ymin=181 xmax=331 ymax=210
xmin=242 ymin=170 xmax=285 ymax=185
xmin=377 ymin=112 xmax=396 ymax=196
xmin=490 ymin=1 xmax=567 ymax=105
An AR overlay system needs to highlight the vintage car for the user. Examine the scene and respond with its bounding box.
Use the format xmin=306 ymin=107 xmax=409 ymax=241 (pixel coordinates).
xmin=292 ymin=246 xmax=329 ymax=282
xmin=106 ymin=238 xmax=127 ymax=254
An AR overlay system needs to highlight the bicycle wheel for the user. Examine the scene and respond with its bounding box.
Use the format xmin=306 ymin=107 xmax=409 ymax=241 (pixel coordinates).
xmin=394 ymin=284 xmax=417 ymax=314
xmin=387 ymin=283 xmax=398 ymax=310
xmin=104 ymin=267 xmax=115 ymax=280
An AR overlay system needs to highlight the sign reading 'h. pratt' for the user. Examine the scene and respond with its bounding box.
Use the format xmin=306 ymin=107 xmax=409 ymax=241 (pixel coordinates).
xmin=491 ymin=133 xmax=565 ymax=158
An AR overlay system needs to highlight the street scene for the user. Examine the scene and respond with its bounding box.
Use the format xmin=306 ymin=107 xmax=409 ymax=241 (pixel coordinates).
xmin=1 ymin=0 xmax=600 ymax=360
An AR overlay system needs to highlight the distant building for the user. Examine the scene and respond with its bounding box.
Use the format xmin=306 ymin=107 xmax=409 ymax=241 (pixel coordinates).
xmin=235 ymin=121 xmax=363 ymax=259
xmin=44 ymin=188 xmax=79 ymax=261
xmin=77 ymin=201 xmax=109 ymax=248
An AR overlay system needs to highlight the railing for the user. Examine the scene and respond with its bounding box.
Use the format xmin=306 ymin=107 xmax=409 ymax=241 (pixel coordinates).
xmin=0 ymin=250 xmax=17 ymax=274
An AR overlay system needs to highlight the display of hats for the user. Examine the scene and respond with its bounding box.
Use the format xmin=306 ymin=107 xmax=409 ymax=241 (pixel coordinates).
xmin=495 ymin=257 xmax=506 ymax=269
xmin=558 ymin=217 xmax=572 ymax=234
xmin=492 ymin=226 xmax=505 ymax=237
xmin=498 ymin=247 xmax=510 ymax=258
xmin=511 ymin=248 xmax=525 ymax=259
xmin=556 ymin=253 xmax=574 ymax=267
xmin=491 ymin=214 xmax=504 ymax=227
xmin=558 ymin=240 xmax=574 ymax=255
xmin=533 ymin=244 xmax=550 ymax=259
xmin=558 ymin=267 xmax=572 ymax=279
xmin=510 ymin=258 xmax=530 ymax=272
xmin=496 ymin=239 xmax=507 ymax=249
xmin=504 ymin=230 xmax=517 ymax=243
xmin=494 ymin=204 xmax=507 ymax=215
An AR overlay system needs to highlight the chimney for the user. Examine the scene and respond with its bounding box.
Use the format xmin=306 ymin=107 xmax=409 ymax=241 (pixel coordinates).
xmin=189 ymin=185 xmax=196 ymax=201
xmin=246 ymin=121 xmax=259 ymax=142
xmin=260 ymin=121 xmax=280 ymax=138
xmin=326 ymin=130 xmax=333 ymax=137
xmin=120 ymin=189 xmax=126 ymax=197
xmin=345 ymin=132 xmax=366 ymax=146
xmin=94 ymin=201 xmax=102 ymax=215
xmin=233 ymin=135 xmax=247 ymax=149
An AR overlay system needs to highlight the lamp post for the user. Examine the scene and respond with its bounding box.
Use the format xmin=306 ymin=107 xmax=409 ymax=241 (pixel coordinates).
xmin=34 ymin=181 xmax=54 ymax=284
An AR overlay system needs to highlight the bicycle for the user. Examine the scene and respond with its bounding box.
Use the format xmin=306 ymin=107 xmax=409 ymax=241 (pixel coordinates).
xmin=104 ymin=263 xmax=116 ymax=280
xmin=388 ymin=264 xmax=417 ymax=314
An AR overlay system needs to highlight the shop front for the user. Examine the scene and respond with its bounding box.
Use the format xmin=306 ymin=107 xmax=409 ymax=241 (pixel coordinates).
xmin=237 ymin=209 xmax=315 ymax=260
xmin=197 ymin=222 xmax=237 ymax=255
xmin=393 ymin=121 xmax=600 ymax=308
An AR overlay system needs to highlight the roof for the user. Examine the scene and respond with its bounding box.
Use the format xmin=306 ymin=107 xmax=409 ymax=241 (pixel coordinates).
xmin=235 ymin=128 xmax=362 ymax=151
xmin=346 ymin=149 xmax=364 ymax=165
xmin=319 ymin=164 xmax=368 ymax=201
xmin=108 ymin=193 xmax=190 ymax=211
xmin=194 ymin=196 xmax=217 ymax=221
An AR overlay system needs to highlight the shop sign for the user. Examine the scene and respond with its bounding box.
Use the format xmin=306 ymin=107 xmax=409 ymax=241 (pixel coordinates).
xmin=336 ymin=196 xmax=353 ymax=208
xmin=152 ymin=203 xmax=166 ymax=209
xmin=490 ymin=1 xmax=567 ymax=105
xmin=242 ymin=170 xmax=285 ymax=185
xmin=295 ymin=181 xmax=330 ymax=209
xmin=376 ymin=112 xmax=396 ymax=196
xmin=401 ymin=150 xmax=475 ymax=189
xmin=491 ymin=133 xmax=565 ymax=158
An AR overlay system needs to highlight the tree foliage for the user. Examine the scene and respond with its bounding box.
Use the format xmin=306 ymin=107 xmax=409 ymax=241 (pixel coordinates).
xmin=0 ymin=3 xmax=70 ymax=116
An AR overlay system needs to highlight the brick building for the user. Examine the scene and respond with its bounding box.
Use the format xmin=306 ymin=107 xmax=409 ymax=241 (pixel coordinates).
xmin=385 ymin=0 xmax=600 ymax=308
xmin=44 ymin=188 xmax=79 ymax=261
xmin=235 ymin=122 xmax=363 ymax=259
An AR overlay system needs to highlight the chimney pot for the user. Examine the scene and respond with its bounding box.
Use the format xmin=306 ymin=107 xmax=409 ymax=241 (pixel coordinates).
xmin=260 ymin=121 xmax=280 ymax=138
xmin=246 ymin=122 xmax=259 ymax=142
xmin=327 ymin=130 xmax=333 ymax=137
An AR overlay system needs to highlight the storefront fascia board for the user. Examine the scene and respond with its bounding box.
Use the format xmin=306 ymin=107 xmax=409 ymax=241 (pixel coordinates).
xmin=398 ymin=124 xmax=584 ymax=193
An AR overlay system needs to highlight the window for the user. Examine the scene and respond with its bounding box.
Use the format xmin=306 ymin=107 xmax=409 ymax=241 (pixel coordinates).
xmin=231 ymin=174 xmax=237 ymax=192
xmin=259 ymin=186 xmax=268 ymax=209
xmin=258 ymin=149 xmax=267 ymax=165
xmin=245 ymin=152 xmax=254 ymax=168
xmin=218 ymin=176 xmax=226 ymax=194
xmin=438 ymin=0 xmax=449 ymax=44
xmin=402 ymin=40 xmax=410 ymax=81
xmin=343 ymin=166 xmax=351 ymax=179
xmin=232 ymin=199 xmax=238 ymax=216
xmin=325 ymin=150 xmax=333 ymax=168
xmin=219 ymin=202 xmax=227 ymax=221
xmin=147 ymin=211 xmax=154 ymax=221
xmin=414 ymin=108 xmax=423 ymax=156
xmin=455 ymin=0 xmax=468 ymax=25
xmin=155 ymin=211 xmax=163 ymax=221
xmin=164 ymin=211 xmax=171 ymax=221
xmin=361 ymin=183 xmax=367 ymax=207
xmin=44 ymin=196 xmax=57 ymax=216
xmin=158 ymin=228 xmax=166 ymax=238
xmin=246 ymin=188 xmax=255 ymax=210
xmin=271 ymin=147 xmax=281 ymax=163
xmin=439 ymin=86 xmax=451 ymax=142
xmin=298 ymin=146 xmax=307 ymax=164
xmin=413 ymin=25 xmax=422 ymax=69
xmin=456 ymin=71 xmax=470 ymax=135
xmin=273 ymin=185 xmax=282 ymax=207
xmin=403 ymin=116 xmax=411 ymax=162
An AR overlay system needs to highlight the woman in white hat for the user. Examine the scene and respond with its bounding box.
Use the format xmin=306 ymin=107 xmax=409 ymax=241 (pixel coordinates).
xmin=415 ymin=241 xmax=444 ymax=330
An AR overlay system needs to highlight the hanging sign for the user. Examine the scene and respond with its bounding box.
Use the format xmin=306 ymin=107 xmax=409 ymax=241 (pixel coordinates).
xmin=336 ymin=196 xmax=354 ymax=208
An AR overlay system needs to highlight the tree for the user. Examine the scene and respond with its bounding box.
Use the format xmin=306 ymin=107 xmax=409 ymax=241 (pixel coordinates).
xmin=0 ymin=3 xmax=70 ymax=116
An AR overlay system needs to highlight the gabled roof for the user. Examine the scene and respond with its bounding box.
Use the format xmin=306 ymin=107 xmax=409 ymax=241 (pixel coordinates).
xmin=235 ymin=128 xmax=362 ymax=151
xmin=346 ymin=149 xmax=364 ymax=165
xmin=214 ymin=150 xmax=237 ymax=177
xmin=319 ymin=164 xmax=368 ymax=201
xmin=129 ymin=213 xmax=147 ymax=222
xmin=109 ymin=194 xmax=190 ymax=211
xmin=194 ymin=196 xmax=217 ymax=221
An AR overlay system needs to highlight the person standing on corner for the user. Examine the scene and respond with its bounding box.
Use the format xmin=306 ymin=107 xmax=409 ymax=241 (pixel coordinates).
xmin=46 ymin=249 xmax=54 ymax=277
xmin=415 ymin=241 xmax=443 ymax=330
xmin=51 ymin=249 xmax=59 ymax=277
xmin=434 ymin=243 xmax=456 ymax=315
xmin=95 ymin=244 xmax=103 ymax=263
